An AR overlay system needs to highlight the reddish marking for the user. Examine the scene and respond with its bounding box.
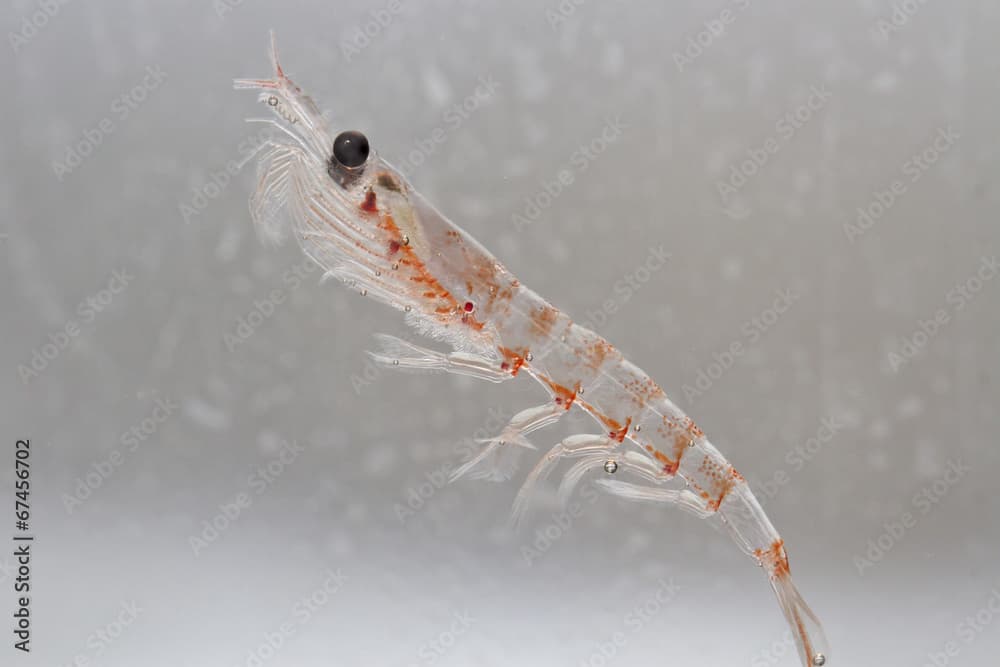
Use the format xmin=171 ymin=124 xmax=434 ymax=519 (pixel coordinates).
xmin=580 ymin=338 xmax=615 ymax=371
xmin=671 ymin=433 xmax=689 ymax=469
xmin=361 ymin=190 xmax=377 ymax=212
xmin=376 ymin=212 xmax=485 ymax=331
xmin=500 ymin=362 xmax=510 ymax=371
xmin=754 ymin=539 xmax=790 ymax=578
xmin=498 ymin=347 xmax=528 ymax=376
xmin=609 ymin=417 xmax=633 ymax=443
xmin=529 ymin=305 xmax=560 ymax=340
xmin=683 ymin=416 xmax=704 ymax=440
xmin=646 ymin=446 xmax=678 ymax=474
xmin=590 ymin=410 xmax=622 ymax=434
xmin=539 ymin=377 xmax=580 ymax=410
xmin=464 ymin=301 xmax=475 ymax=312
xmin=388 ymin=240 xmax=401 ymax=254
xmin=376 ymin=172 xmax=401 ymax=192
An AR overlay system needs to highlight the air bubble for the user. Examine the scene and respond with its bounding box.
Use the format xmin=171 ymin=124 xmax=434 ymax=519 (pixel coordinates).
xmin=525 ymin=352 xmax=533 ymax=361
xmin=402 ymin=235 xmax=410 ymax=246
xmin=404 ymin=305 xmax=412 ymax=312
xmin=603 ymin=460 xmax=618 ymax=474
xmin=375 ymin=271 xmax=381 ymax=277
xmin=812 ymin=654 xmax=826 ymax=666
xmin=360 ymin=289 xmax=367 ymax=296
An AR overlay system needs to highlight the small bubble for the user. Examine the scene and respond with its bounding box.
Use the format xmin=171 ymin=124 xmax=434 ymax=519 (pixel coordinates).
xmin=360 ymin=289 xmax=367 ymax=296
xmin=633 ymin=425 xmax=641 ymax=432
xmin=404 ymin=305 xmax=412 ymax=312
xmin=603 ymin=460 xmax=618 ymax=474
xmin=267 ymin=96 xmax=278 ymax=106
xmin=402 ymin=235 xmax=410 ymax=245
xmin=812 ymin=654 xmax=826 ymax=666
xmin=688 ymin=439 xmax=695 ymax=447
xmin=375 ymin=271 xmax=381 ymax=277
xmin=392 ymin=263 xmax=399 ymax=270
xmin=392 ymin=359 xmax=399 ymax=366
xmin=525 ymin=352 xmax=533 ymax=361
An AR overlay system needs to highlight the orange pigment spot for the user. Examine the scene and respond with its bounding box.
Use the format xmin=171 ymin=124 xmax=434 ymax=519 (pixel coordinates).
xmin=754 ymin=539 xmax=790 ymax=578
xmin=498 ymin=347 xmax=528 ymax=376
xmin=608 ymin=417 xmax=633 ymax=443
xmin=361 ymin=190 xmax=377 ymax=212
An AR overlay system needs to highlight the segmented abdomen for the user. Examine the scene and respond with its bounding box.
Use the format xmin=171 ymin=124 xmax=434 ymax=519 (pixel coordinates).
xmin=491 ymin=283 xmax=746 ymax=513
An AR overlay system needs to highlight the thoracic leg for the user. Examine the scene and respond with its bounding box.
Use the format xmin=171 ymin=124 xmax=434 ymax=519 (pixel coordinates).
xmin=368 ymin=334 xmax=513 ymax=383
xmin=450 ymin=402 xmax=567 ymax=483
xmin=509 ymin=434 xmax=616 ymax=528
xmin=594 ymin=451 xmax=714 ymax=519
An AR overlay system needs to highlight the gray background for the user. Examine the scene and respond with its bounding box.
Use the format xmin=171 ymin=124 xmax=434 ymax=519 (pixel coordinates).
xmin=3 ymin=1 xmax=999 ymax=665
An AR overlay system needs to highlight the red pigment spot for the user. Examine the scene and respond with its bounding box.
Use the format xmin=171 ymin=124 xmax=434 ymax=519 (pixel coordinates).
xmin=498 ymin=347 xmax=527 ymax=376
xmin=464 ymin=301 xmax=475 ymax=312
xmin=608 ymin=417 xmax=633 ymax=443
xmin=388 ymin=240 xmax=401 ymax=254
xmin=500 ymin=362 xmax=510 ymax=371
xmin=361 ymin=190 xmax=377 ymax=212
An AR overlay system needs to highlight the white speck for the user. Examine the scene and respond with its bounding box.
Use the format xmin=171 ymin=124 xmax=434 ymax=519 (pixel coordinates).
xmin=867 ymin=448 xmax=888 ymax=470
xmin=422 ymin=65 xmax=453 ymax=107
xmin=869 ymin=418 xmax=891 ymax=441
xmin=870 ymin=70 xmax=899 ymax=94
xmin=721 ymin=257 xmax=743 ymax=280
xmin=183 ymin=397 xmax=230 ymax=431
xmin=601 ymin=41 xmax=625 ymax=76
xmin=897 ymin=395 xmax=924 ymax=419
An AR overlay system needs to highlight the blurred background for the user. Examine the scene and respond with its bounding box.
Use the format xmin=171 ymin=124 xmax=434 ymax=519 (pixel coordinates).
xmin=3 ymin=1 xmax=999 ymax=665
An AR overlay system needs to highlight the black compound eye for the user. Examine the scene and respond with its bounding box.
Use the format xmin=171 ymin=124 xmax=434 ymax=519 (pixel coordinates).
xmin=332 ymin=130 xmax=369 ymax=169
